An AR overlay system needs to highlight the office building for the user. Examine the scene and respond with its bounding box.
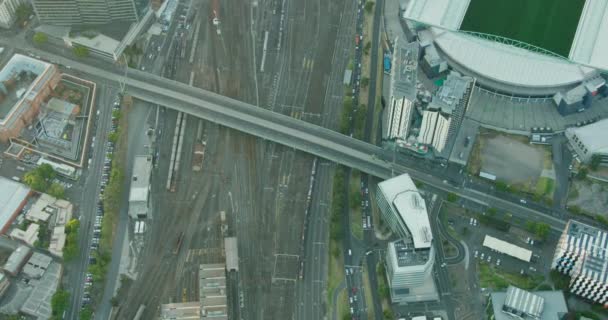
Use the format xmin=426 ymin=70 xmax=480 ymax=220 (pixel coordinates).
xmin=490 ymin=286 xmax=568 ymax=320
xmin=418 ymin=110 xmax=450 ymax=153
xmin=32 ymin=0 xmax=147 ymax=26
xmin=0 ymin=0 xmax=25 ymax=28
xmin=376 ymin=173 xmax=438 ymax=303
xmin=128 ymin=155 xmax=152 ymax=219
xmin=565 ymin=118 xmax=608 ymax=165
xmin=384 ymin=39 xmax=418 ymax=140
xmin=552 ymin=220 xmax=608 ymax=306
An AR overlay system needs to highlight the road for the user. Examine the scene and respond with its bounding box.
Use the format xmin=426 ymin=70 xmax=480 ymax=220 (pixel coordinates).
xmin=66 ymin=84 xmax=117 ymax=319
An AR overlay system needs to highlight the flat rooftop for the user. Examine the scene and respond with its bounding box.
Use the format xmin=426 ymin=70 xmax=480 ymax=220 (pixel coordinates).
xmin=0 ymin=176 xmax=30 ymax=232
xmin=390 ymin=239 xmax=430 ymax=267
xmin=378 ymin=173 xmax=432 ymax=249
xmin=0 ymin=54 xmax=52 ymax=121
xmin=491 ymin=287 xmax=568 ymax=320
xmin=483 ymin=235 xmax=532 ymax=262
xmin=566 ymin=118 xmax=608 ymax=155
xmin=391 ymin=40 xmax=418 ymax=99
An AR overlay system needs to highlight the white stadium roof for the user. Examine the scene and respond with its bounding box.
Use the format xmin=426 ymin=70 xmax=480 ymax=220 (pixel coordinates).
xmin=433 ymin=30 xmax=594 ymax=89
xmin=483 ymin=235 xmax=532 ymax=262
xmin=404 ymin=0 xmax=606 ymax=92
xmin=569 ymin=0 xmax=608 ymax=71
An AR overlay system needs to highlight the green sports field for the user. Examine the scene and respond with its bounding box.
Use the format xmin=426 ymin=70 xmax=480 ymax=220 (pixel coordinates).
xmin=460 ymin=0 xmax=586 ymax=57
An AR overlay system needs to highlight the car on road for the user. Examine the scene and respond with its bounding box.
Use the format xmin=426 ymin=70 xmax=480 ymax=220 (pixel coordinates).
xmin=474 ymin=250 xmax=478 ymax=258
xmin=348 ymin=249 xmax=352 ymax=256
xmin=351 ymin=287 xmax=357 ymax=294
xmin=496 ymin=259 xmax=501 ymax=266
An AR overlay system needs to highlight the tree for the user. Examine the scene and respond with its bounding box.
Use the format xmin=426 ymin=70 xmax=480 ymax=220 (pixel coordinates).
xmin=365 ymin=1 xmax=375 ymax=13
xmin=350 ymin=189 xmax=361 ymax=209
xmin=47 ymin=183 xmax=65 ymax=199
xmin=108 ymin=132 xmax=119 ymax=143
xmin=80 ymin=306 xmax=93 ymax=320
xmin=383 ymin=309 xmax=394 ymax=320
xmin=51 ymin=290 xmax=70 ymax=318
xmin=576 ymin=167 xmax=588 ymax=180
xmin=23 ymin=164 xmax=56 ymax=192
xmin=110 ymin=296 xmax=120 ymax=307
xmin=590 ymin=155 xmax=602 ymax=171
xmin=364 ymin=41 xmax=371 ymax=55
xmin=33 ymin=32 xmax=48 ymax=45
xmin=361 ymin=77 xmax=369 ymax=88
xmin=15 ymin=4 xmax=32 ymax=23
xmin=446 ymin=192 xmax=459 ymax=203
xmin=535 ymin=223 xmax=550 ymax=240
xmin=73 ymin=46 xmax=90 ymax=58
xmin=112 ymin=109 xmax=121 ymax=120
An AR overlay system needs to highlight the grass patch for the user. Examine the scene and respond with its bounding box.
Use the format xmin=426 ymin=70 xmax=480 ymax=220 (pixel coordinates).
xmin=478 ymin=262 xmax=544 ymax=290
xmin=337 ymin=288 xmax=349 ymax=320
xmin=349 ymin=170 xmax=363 ymax=240
xmin=535 ymin=177 xmax=555 ymax=198
xmin=460 ymin=0 xmax=585 ymax=56
xmin=328 ymin=237 xmax=345 ymax=316
xmin=467 ymin=136 xmax=483 ymax=175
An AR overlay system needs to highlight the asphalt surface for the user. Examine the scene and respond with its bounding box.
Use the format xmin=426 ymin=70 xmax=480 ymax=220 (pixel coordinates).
xmin=66 ymin=84 xmax=117 ymax=320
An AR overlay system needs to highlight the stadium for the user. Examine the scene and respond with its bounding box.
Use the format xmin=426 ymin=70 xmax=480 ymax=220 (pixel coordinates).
xmin=403 ymin=0 xmax=608 ymax=96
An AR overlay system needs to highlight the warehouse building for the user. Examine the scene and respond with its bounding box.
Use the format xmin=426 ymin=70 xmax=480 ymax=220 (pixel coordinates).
xmin=483 ymin=235 xmax=532 ymax=263
xmin=490 ymin=286 xmax=568 ymax=320
xmin=376 ymin=173 xmax=437 ymax=303
xmin=3 ymin=245 xmax=32 ymax=276
xmin=565 ymin=118 xmax=608 ymax=165
xmin=384 ymin=39 xmax=418 ymax=141
xmin=552 ymin=220 xmax=608 ymax=306
xmin=0 ymin=176 xmax=31 ymax=234
xmin=128 ymin=155 xmax=152 ymax=219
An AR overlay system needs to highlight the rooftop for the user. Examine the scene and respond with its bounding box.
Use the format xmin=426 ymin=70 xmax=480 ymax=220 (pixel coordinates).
xmin=224 ymin=237 xmax=238 ymax=272
xmin=569 ymin=0 xmax=608 ymax=71
xmin=20 ymin=262 xmax=63 ymax=320
xmin=566 ymin=118 xmax=608 ymax=155
xmin=404 ymin=0 xmax=469 ymax=30
xmin=129 ymin=156 xmax=152 ymax=202
xmin=389 ymin=239 xmax=431 ymax=267
xmin=391 ymin=40 xmax=418 ymax=99
xmin=554 ymin=220 xmax=608 ymax=281
xmin=9 ymin=223 xmax=40 ymax=247
xmin=23 ymin=252 xmax=52 ymax=279
xmin=0 ymin=176 xmax=30 ymax=232
xmin=491 ymin=287 xmax=568 ymax=320
xmin=483 ymin=235 xmax=532 ymax=262
xmin=0 ymin=54 xmax=52 ymax=122
xmin=430 ymin=71 xmax=473 ymax=115
xmin=378 ymin=173 xmax=432 ymax=249
xmin=161 ymin=302 xmax=201 ymax=320
xmin=4 ymin=245 xmax=31 ymax=275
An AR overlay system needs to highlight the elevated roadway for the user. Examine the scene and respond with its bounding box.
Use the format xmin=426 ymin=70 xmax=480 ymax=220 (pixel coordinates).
xmin=22 ymin=48 xmax=566 ymax=232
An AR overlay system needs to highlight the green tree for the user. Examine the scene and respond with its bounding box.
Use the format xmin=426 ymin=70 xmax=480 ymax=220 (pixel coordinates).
xmin=33 ymin=32 xmax=48 ymax=45
xmin=108 ymin=132 xmax=119 ymax=143
xmin=23 ymin=164 xmax=56 ymax=192
xmin=350 ymin=189 xmax=361 ymax=209
xmin=15 ymin=4 xmax=32 ymax=23
xmin=364 ymin=41 xmax=371 ymax=55
xmin=361 ymin=77 xmax=369 ymax=88
xmin=535 ymin=223 xmax=550 ymax=240
xmin=383 ymin=309 xmax=394 ymax=320
xmin=446 ymin=192 xmax=459 ymax=203
xmin=73 ymin=46 xmax=90 ymax=58
xmin=47 ymin=183 xmax=65 ymax=199
xmin=80 ymin=306 xmax=93 ymax=320
xmin=51 ymin=290 xmax=70 ymax=318
xmin=576 ymin=167 xmax=588 ymax=180
xmin=365 ymin=1 xmax=375 ymax=13
xmin=112 ymin=109 xmax=121 ymax=120
xmin=590 ymin=155 xmax=602 ymax=171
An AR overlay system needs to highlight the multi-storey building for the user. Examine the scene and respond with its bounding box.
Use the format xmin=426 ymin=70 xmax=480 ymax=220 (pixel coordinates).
xmin=384 ymin=39 xmax=418 ymax=141
xmin=551 ymin=220 xmax=608 ymax=306
xmin=32 ymin=0 xmax=146 ymax=26
xmin=565 ymin=118 xmax=608 ymax=165
xmin=0 ymin=0 xmax=25 ymax=29
xmin=417 ymin=71 xmax=473 ymax=156
xmin=376 ymin=173 xmax=438 ymax=303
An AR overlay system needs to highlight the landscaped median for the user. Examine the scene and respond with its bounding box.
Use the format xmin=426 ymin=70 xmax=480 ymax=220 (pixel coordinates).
xmin=328 ymin=166 xmax=347 ymax=316
xmin=88 ymin=97 xmax=130 ymax=302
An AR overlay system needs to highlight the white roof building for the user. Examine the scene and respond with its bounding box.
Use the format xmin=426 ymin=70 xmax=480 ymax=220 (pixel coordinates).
xmin=491 ymin=286 xmax=568 ymax=320
xmin=565 ymin=118 xmax=608 ymax=163
xmin=0 ymin=176 xmax=30 ymax=234
xmin=128 ymin=155 xmax=152 ymax=219
xmin=483 ymin=235 xmax=532 ymax=262
xmin=377 ymin=174 xmax=432 ymax=248
xmin=384 ymin=40 xmax=418 ymax=140
xmin=10 ymin=223 xmax=40 ymax=246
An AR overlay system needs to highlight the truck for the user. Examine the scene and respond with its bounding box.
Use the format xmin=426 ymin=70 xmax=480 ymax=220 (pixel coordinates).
xmin=192 ymin=141 xmax=206 ymax=171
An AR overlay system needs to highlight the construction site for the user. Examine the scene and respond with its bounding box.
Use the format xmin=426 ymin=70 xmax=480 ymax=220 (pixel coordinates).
xmin=112 ymin=0 xmax=352 ymax=318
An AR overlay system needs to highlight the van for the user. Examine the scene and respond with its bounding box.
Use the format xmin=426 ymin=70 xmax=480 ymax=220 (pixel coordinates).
xmin=11 ymin=176 xmax=20 ymax=182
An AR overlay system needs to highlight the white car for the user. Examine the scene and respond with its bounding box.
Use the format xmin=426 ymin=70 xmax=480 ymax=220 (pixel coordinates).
xmin=474 ymin=250 xmax=478 ymax=258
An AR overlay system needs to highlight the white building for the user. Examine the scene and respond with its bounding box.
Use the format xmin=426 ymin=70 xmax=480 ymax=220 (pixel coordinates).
xmin=0 ymin=0 xmax=25 ymax=29
xmin=418 ymin=110 xmax=451 ymax=153
xmin=376 ymin=173 xmax=438 ymax=303
xmin=128 ymin=155 xmax=152 ymax=219
xmin=565 ymin=118 xmax=608 ymax=164
xmin=552 ymin=220 xmax=608 ymax=306
xmin=384 ymin=39 xmax=418 ymax=140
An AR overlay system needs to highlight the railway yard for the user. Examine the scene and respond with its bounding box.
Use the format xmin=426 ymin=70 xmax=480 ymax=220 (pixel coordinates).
xmin=111 ymin=0 xmax=354 ymax=318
